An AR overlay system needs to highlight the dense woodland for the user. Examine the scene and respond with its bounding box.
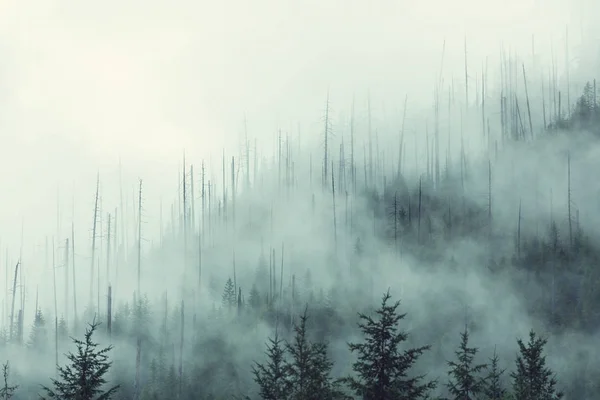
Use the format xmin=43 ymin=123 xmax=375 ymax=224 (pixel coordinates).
xmin=1 ymin=55 xmax=600 ymax=399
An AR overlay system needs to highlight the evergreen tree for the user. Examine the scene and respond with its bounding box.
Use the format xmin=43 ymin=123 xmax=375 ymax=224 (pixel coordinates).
xmin=40 ymin=320 xmax=120 ymax=400
xmin=511 ymin=330 xmax=563 ymax=400
xmin=131 ymin=295 xmax=152 ymax=342
xmin=252 ymin=332 xmax=292 ymax=400
xmin=343 ymin=290 xmax=436 ymax=400
xmin=0 ymin=362 xmax=18 ymax=400
xmin=140 ymin=359 xmax=160 ymax=400
xmin=249 ymin=284 xmax=261 ymax=310
xmin=28 ymin=308 xmax=48 ymax=351
xmin=286 ymin=308 xmax=345 ymax=400
xmin=222 ymin=277 xmax=236 ymax=311
xmin=58 ymin=317 xmax=69 ymax=342
xmin=483 ymin=347 xmax=507 ymax=400
xmin=112 ymin=302 xmax=131 ymax=337
xmin=446 ymin=326 xmax=487 ymax=400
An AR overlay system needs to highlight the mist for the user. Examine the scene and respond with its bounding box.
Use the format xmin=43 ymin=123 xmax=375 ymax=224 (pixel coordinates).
xmin=2 ymin=0 xmax=600 ymax=399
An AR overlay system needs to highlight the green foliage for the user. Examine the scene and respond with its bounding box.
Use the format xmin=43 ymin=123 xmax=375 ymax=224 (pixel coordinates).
xmin=252 ymin=332 xmax=292 ymax=400
xmin=343 ymin=290 xmax=436 ymax=400
xmin=510 ymin=330 xmax=563 ymax=400
xmin=446 ymin=326 xmax=488 ymax=400
xmin=483 ymin=347 xmax=507 ymax=400
xmin=40 ymin=320 xmax=119 ymax=400
xmin=286 ymin=308 xmax=346 ymax=400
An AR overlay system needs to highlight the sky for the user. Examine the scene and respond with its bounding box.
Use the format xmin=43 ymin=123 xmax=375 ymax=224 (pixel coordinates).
xmin=0 ymin=0 xmax=598 ymax=249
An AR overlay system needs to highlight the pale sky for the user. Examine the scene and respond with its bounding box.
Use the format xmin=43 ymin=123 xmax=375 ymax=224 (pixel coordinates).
xmin=0 ymin=0 xmax=597 ymax=249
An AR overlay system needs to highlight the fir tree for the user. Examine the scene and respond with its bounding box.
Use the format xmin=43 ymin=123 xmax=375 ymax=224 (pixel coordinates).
xmin=58 ymin=317 xmax=69 ymax=342
xmin=28 ymin=308 xmax=48 ymax=351
xmin=446 ymin=326 xmax=487 ymax=400
xmin=131 ymin=295 xmax=152 ymax=342
xmin=222 ymin=277 xmax=236 ymax=311
xmin=112 ymin=302 xmax=131 ymax=337
xmin=343 ymin=290 xmax=436 ymax=400
xmin=0 ymin=362 xmax=18 ymax=400
xmin=511 ymin=330 xmax=563 ymax=400
xmin=249 ymin=284 xmax=261 ymax=310
xmin=286 ymin=308 xmax=344 ymax=400
xmin=252 ymin=332 xmax=292 ymax=400
xmin=40 ymin=320 xmax=120 ymax=400
xmin=483 ymin=347 xmax=507 ymax=400
xmin=140 ymin=359 xmax=160 ymax=400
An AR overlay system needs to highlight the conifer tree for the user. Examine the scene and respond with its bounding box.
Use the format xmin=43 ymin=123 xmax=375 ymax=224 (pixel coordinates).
xmin=511 ymin=330 xmax=563 ymax=400
xmin=28 ymin=308 xmax=48 ymax=351
xmin=40 ymin=320 xmax=119 ymax=400
xmin=446 ymin=326 xmax=487 ymax=400
xmin=483 ymin=347 xmax=507 ymax=400
xmin=0 ymin=362 xmax=18 ymax=400
xmin=343 ymin=290 xmax=436 ymax=400
xmin=252 ymin=332 xmax=292 ymax=400
xmin=58 ymin=317 xmax=69 ymax=342
xmin=249 ymin=284 xmax=261 ymax=310
xmin=286 ymin=308 xmax=345 ymax=400
xmin=222 ymin=277 xmax=236 ymax=311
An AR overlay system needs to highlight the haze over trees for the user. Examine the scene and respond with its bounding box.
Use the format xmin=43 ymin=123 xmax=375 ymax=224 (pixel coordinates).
xmin=3 ymin=3 xmax=600 ymax=399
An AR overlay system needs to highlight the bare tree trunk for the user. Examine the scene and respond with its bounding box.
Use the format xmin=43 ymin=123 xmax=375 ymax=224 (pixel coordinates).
xmin=9 ymin=261 xmax=19 ymax=342
xmin=89 ymin=173 xmax=100 ymax=310
xmin=137 ymin=180 xmax=143 ymax=296
xmin=179 ymin=300 xmax=185 ymax=399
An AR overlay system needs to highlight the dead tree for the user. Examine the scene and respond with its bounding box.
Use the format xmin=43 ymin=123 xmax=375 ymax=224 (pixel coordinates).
xmin=89 ymin=173 xmax=100 ymax=309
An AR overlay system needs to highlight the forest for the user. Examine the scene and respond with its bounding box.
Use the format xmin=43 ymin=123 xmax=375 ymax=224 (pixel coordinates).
xmin=2 ymin=27 xmax=600 ymax=400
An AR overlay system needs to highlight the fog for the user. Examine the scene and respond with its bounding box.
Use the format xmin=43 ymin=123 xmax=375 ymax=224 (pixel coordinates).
xmin=2 ymin=0 xmax=600 ymax=399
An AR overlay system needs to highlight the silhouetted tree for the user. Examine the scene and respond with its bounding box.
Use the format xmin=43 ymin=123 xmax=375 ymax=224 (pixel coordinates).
xmin=343 ymin=290 xmax=436 ymax=400
xmin=446 ymin=326 xmax=487 ymax=400
xmin=483 ymin=347 xmax=507 ymax=400
xmin=40 ymin=320 xmax=119 ymax=400
xmin=286 ymin=307 xmax=346 ymax=400
xmin=0 ymin=362 xmax=18 ymax=400
xmin=511 ymin=330 xmax=563 ymax=400
xmin=252 ymin=332 xmax=291 ymax=400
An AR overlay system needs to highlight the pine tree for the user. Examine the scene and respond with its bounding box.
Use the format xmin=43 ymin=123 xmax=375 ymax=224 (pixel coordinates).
xmin=446 ymin=326 xmax=487 ymax=400
xmin=140 ymin=359 xmax=160 ymax=400
xmin=343 ymin=290 xmax=436 ymax=400
xmin=483 ymin=347 xmax=506 ymax=400
xmin=28 ymin=308 xmax=48 ymax=351
xmin=222 ymin=277 xmax=236 ymax=311
xmin=249 ymin=284 xmax=261 ymax=310
xmin=511 ymin=330 xmax=563 ymax=400
xmin=286 ymin=308 xmax=345 ymax=400
xmin=112 ymin=302 xmax=131 ymax=337
xmin=0 ymin=362 xmax=18 ymax=400
xmin=40 ymin=320 xmax=120 ymax=400
xmin=252 ymin=332 xmax=292 ymax=400
xmin=58 ymin=317 xmax=69 ymax=342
